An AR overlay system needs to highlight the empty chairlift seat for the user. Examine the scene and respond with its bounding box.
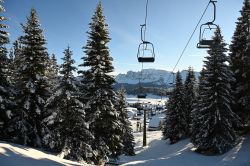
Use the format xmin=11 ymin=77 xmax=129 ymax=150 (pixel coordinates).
xmin=137 ymin=93 xmax=147 ymax=99
xmin=197 ymin=23 xmax=218 ymax=49
xmin=137 ymin=41 xmax=155 ymax=63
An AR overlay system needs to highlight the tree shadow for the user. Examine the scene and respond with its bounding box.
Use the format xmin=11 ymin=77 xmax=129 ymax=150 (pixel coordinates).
xmin=121 ymin=135 xmax=250 ymax=166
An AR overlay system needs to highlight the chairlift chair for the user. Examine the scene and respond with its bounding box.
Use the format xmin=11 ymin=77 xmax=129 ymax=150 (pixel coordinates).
xmin=137 ymin=41 xmax=155 ymax=62
xmin=137 ymin=79 xmax=147 ymax=99
xmin=137 ymin=84 xmax=147 ymax=99
xmin=137 ymin=93 xmax=147 ymax=99
xmin=197 ymin=0 xmax=218 ymax=49
xmin=197 ymin=23 xmax=218 ymax=49
xmin=137 ymin=24 xmax=155 ymax=63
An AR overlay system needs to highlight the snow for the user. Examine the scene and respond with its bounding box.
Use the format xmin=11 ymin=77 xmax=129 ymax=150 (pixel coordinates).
xmin=6 ymin=110 xmax=12 ymax=119
xmin=26 ymin=80 xmax=35 ymax=93
xmin=0 ymin=141 xmax=91 ymax=166
xmin=0 ymin=124 xmax=249 ymax=166
xmin=120 ymin=131 xmax=250 ymax=166
xmin=126 ymin=94 xmax=168 ymax=105
xmin=38 ymin=96 xmax=45 ymax=104
xmin=1 ymin=96 xmax=249 ymax=166
xmin=36 ymin=106 xmax=41 ymax=114
xmin=148 ymin=114 xmax=165 ymax=129
xmin=24 ymin=98 xmax=30 ymax=110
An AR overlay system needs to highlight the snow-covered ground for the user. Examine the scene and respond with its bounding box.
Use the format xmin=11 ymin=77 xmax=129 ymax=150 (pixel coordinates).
xmin=0 ymin=141 xmax=90 ymax=166
xmin=126 ymin=94 xmax=168 ymax=105
xmin=120 ymin=130 xmax=250 ymax=166
xmin=1 ymin=125 xmax=250 ymax=166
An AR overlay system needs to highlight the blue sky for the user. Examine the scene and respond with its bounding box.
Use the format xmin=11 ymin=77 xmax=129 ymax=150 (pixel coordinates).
xmin=4 ymin=0 xmax=243 ymax=74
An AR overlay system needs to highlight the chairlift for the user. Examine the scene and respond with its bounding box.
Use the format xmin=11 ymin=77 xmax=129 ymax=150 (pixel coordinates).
xmin=137 ymin=83 xmax=147 ymax=99
xmin=137 ymin=41 xmax=155 ymax=62
xmin=197 ymin=23 xmax=218 ymax=49
xmin=137 ymin=24 xmax=155 ymax=63
xmin=197 ymin=0 xmax=219 ymax=49
xmin=137 ymin=93 xmax=147 ymax=99
xmin=137 ymin=77 xmax=147 ymax=99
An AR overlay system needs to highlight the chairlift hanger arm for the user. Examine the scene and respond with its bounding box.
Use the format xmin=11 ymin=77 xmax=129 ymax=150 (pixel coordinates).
xmin=137 ymin=0 xmax=155 ymax=63
xmin=209 ymin=0 xmax=217 ymax=23
xmin=140 ymin=24 xmax=146 ymax=42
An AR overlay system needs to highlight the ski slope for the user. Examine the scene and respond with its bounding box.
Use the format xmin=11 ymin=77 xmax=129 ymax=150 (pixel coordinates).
xmin=0 ymin=132 xmax=249 ymax=166
xmin=0 ymin=141 xmax=90 ymax=166
xmin=120 ymin=131 xmax=250 ymax=166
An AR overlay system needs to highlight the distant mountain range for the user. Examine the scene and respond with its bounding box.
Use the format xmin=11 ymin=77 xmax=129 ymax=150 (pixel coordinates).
xmin=115 ymin=68 xmax=200 ymax=85
xmin=114 ymin=69 xmax=200 ymax=96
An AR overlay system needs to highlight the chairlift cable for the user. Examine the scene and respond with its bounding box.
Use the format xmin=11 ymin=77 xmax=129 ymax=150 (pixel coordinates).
xmin=166 ymin=0 xmax=211 ymax=84
xmin=138 ymin=0 xmax=150 ymax=99
xmin=143 ymin=0 xmax=149 ymax=42
xmin=137 ymin=0 xmax=155 ymax=63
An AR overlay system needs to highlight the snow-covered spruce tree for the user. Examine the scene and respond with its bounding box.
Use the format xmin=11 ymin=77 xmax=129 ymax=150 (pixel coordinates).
xmin=0 ymin=39 xmax=23 ymax=142
xmin=191 ymin=68 xmax=206 ymax=145
xmin=115 ymin=88 xmax=135 ymax=156
xmin=163 ymin=71 xmax=187 ymax=144
xmin=241 ymin=29 xmax=250 ymax=128
xmin=192 ymin=28 xmax=240 ymax=154
xmin=46 ymin=53 xmax=59 ymax=88
xmin=10 ymin=39 xmax=23 ymax=85
xmin=14 ymin=9 xmax=50 ymax=147
xmin=183 ymin=67 xmax=196 ymax=136
xmin=0 ymin=0 xmax=15 ymax=140
xmin=6 ymin=48 xmax=13 ymax=80
xmin=44 ymin=47 xmax=94 ymax=163
xmin=229 ymin=0 xmax=250 ymax=125
xmin=78 ymin=3 xmax=122 ymax=164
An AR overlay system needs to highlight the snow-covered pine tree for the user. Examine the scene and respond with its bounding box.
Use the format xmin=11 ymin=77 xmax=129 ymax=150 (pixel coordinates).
xmin=191 ymin=68 xmax=206 ymax=145
xmin=183 ymin=67 xmax=196 ymax=136
xmin=0 ymin=39 xmax=23 ymax=143
xmin=78 ymin=3 xmax=122 ymax=164
xmin=46 ymin=54 xmax=59 ymax=88
xmin=44 ymin=47 xmax=94 ymax=163
xmin=14 ymin=8 xmax=50 ymax=147
xmin=193 ymin=28 xmax=240 ymax=154
xmin=241 ymin=27 xmax=250 ymax=129
xmin=0 ymin=0 xmax=14 ymax=140
xmin=229 ymin=0 xmax=250 ymax=125
xmin=115 ymin=88 xmax=135 ymax=156
xmin=7 ymin=48 xmax=14 ymax=82
xmin=10 ymin=39 xmax=23 ymax=86
xmin=163 ymin=71 xmax=187 ymax=144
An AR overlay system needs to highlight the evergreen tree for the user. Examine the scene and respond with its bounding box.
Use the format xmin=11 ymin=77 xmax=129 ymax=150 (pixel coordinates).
xmin=183 ymin=67 xmax=196 ymax=136
xmin=163 ymin=71 xmax=186 ymax=144
xmin=14 ymin=9 xmax=50 ymax=147
xmin=241 ymin=28 xmax=250 ymax=128
xmin=116 ymin=88 xmax=135 ymax=156
xmin=229 ymin=0 xmax=250 ymax=125
xmin=44 ymin=47 xmax=94 ymax=163
xmin=78 ymin=3 xmax=122 ymax=164
xmin=11 ymin=39 xmax=23 ymax=85
xmin=47 ymin=53 xmax=59 ymax=87
xmin=0 ymin=0 xmax=14 ymax=140
xmin=191 ymin=68 xmax=206 ymax=145
xmin=192 ymin=28 xmax=240 ymax=154
xmin=7 ymin=48 xmax=14 ymax=82
xmin=1 ymin=39 xmax=22 ymax=143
